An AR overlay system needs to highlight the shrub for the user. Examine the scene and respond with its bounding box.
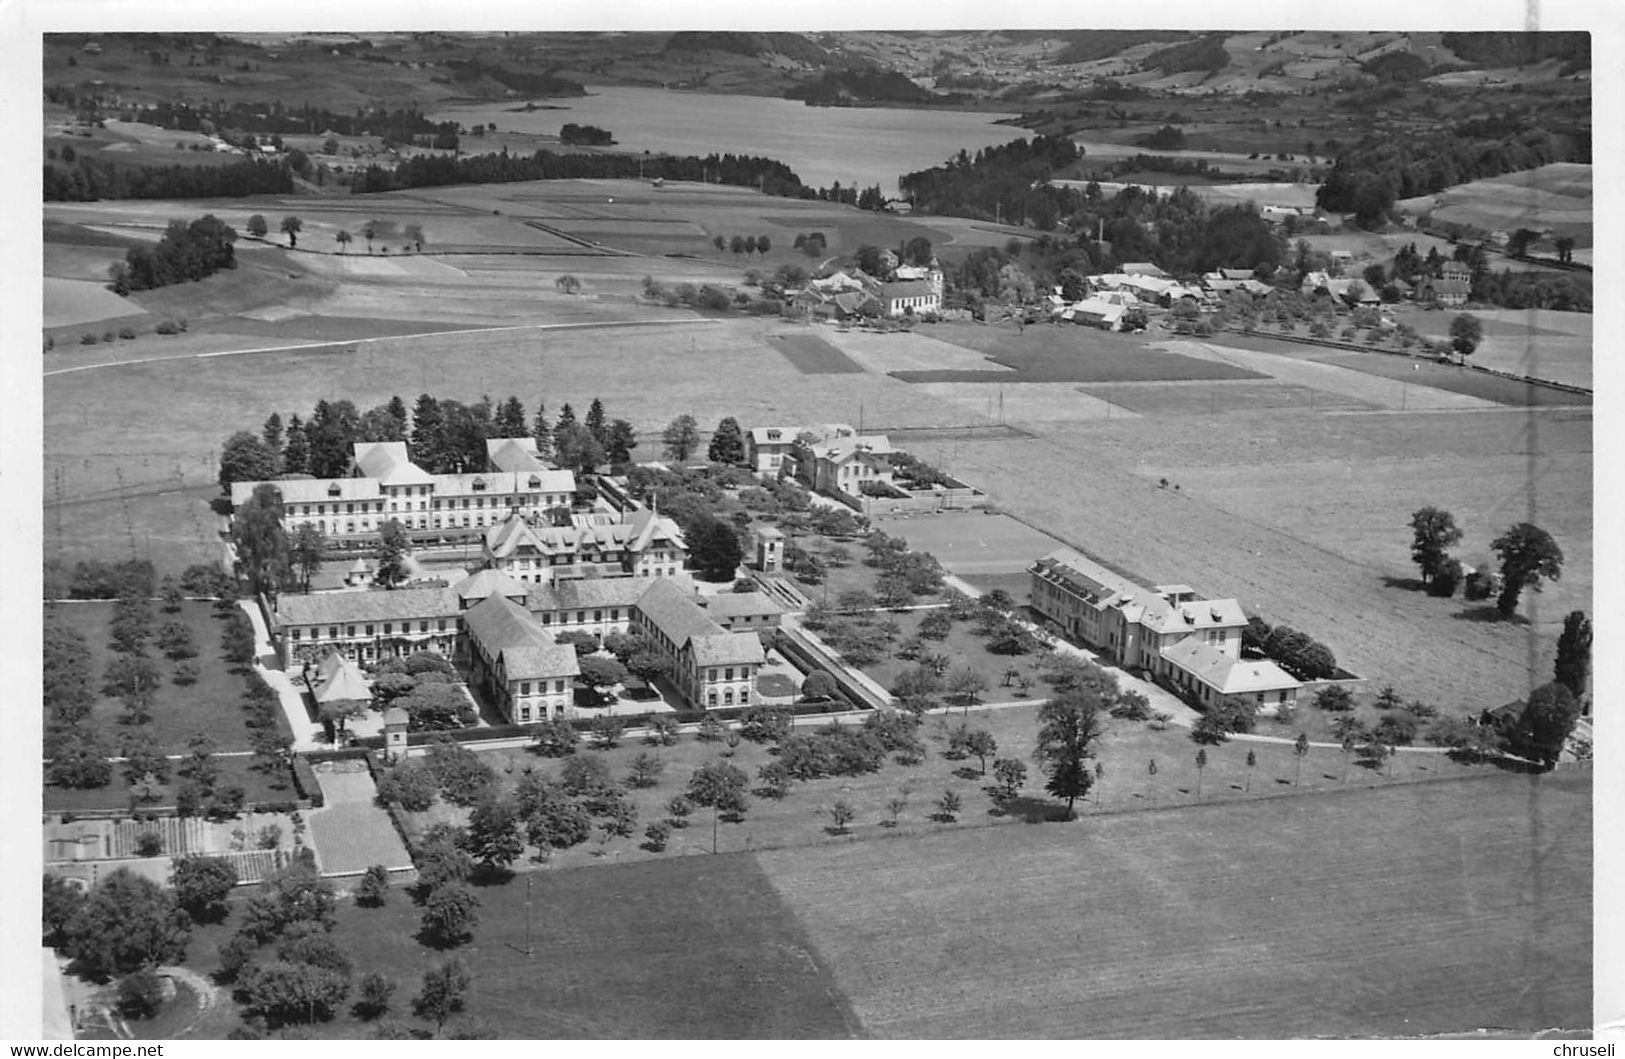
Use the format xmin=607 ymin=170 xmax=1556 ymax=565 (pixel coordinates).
xmin=530 ymin=718 xmax=579 ymax=757
xmin=155 ymin=319 xmax=181 ymax=335
xmin=117 ymin=969 xmax=165 ymax=1019
xmin=643 ymin=821 xmax=673 ymax=852
xmin=738 ymin=705 xmax=791 ymax=744
xmin=1463 ymin=567 xmax=1496 ymax=601
xmin=1314 ymin=684 xmax=1354 ymax=712
xmin=375 ymin=762 xmax=437 ymax=811
xmin=135 ymin=832 xmax=163 ymax=857
xmin=799 ymin=671 xmax=838 ymax=702
xmin=80 ymin=333 xmax=99 ymax=345
xmin=1428 ymin=558 xmax=1464 ymax=597
xmin=118 ymin=327 xmax=137 ymax=340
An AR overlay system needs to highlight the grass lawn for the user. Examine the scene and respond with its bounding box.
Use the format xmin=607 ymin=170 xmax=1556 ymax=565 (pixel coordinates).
xmin=44 ymin=753 xmax=297 ymax=815
xmin=757 ymin=767 xmax=1592 ymax=1038
xmin=856 ymin=608 xmax=1044 ymax=705
xmin=897 ymin=322 xmax=1267 ymax=384
xmin=46 ymin=600 xmax=285 ymax=752
xmin=180 ymin=854 xmax=859 ymax=1039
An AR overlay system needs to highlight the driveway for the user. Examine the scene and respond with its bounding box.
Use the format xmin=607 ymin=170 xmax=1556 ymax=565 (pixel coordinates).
xmin=238 ymin=599 xmax=323 ymax=751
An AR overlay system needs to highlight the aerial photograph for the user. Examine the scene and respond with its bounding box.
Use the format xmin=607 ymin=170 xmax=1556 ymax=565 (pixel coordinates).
xmin=24 ymin=10 xmax=1605 ymax=1043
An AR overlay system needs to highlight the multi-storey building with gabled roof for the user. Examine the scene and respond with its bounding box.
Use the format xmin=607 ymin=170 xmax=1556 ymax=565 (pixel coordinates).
xmin=482 ymin=507 xmax=688 ymax=586
xmin=1029 ymin=547 xmax=1299 ymax=713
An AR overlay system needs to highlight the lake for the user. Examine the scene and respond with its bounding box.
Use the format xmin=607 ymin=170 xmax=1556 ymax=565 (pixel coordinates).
xmin=430 ymin=85 xmax=1021 ymax=194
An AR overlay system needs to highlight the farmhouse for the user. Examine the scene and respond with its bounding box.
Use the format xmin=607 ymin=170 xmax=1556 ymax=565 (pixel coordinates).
xmin=1028 ymin=548 xmax=1298 ymax=711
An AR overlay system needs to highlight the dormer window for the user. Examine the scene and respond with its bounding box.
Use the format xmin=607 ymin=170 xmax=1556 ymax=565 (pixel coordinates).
xmin=766 ymin=429 xmax=781 ymax=441
xmin=528 ymin=475 xmax=542 ymax=488
xmin=327 ymin=483 xmax=341 ymax=497
xmin=472 ymin=478 xmax=487 ymax=492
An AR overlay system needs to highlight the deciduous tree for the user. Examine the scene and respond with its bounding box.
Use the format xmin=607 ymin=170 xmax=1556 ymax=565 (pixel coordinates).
xmin=1491 ymin=522 xmax=1563 ymax=617
xmin=64 ymin=868 xmax=189 ymax=979
xmin=413 ymin=958 xmax=470 ymax=1035
xmin=1034 ymin=689 xmax=1105 ymax=818
xmin=662 ymin=414 xmax=701 ymax=461
xmin=1408 ymin=507 xmax=1463 ymax=586
xmin=171 ymin=855 xmax=238 ymax=924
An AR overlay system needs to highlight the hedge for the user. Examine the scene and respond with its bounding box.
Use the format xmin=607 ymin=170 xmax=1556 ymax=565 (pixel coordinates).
xmin=289 ymin=756 xmax=325 ymax=809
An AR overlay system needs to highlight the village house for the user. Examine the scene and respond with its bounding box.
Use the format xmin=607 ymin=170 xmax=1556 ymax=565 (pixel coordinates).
xmin=745 ymin=426 xmax=797 ymax=474
xmin=1416 ymin=260 xmax=1472 ymax=307
xmin=793 ymin=433 xmax=895 ymax=500
xmin=1028 ymin=548 xmax=1299 ymax=712
xmin=630 ymin=578 xmax=766 ymax=709
xmin=460 ymin=592 xmax=579 ymax=723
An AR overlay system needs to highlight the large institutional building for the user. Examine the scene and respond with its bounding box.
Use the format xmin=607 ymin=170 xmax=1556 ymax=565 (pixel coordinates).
xmin=1028 ymin=548 xmax=1300 ymax=713
xmin=230 ymin=438 xmax=576 ymax=540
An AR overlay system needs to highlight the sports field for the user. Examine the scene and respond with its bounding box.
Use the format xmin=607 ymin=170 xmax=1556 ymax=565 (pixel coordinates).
xmin=757 ymin=769 xmax=1591 ymax=1038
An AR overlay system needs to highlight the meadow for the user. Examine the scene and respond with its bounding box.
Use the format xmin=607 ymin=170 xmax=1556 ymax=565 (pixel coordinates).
xmin=897 ymin=322 xmax=1266 ymax=384
xmin=1394 ymin=162 xmax=1593 ymax=246
xmin=757 ymin=768 xmax=1591 ymax=1038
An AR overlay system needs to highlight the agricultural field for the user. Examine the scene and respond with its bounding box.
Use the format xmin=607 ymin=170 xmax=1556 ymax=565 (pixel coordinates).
xmin=897 ymin=322 xmax=1267 ymax=384
xmin=1209 ymin=333 xmax=1591 ymax=407
xmin=1393 ymin=163 xmax=1593 ymax=247
xmin=1385 ymin=306 xmax=1593 ymax=391
xmin=758 ymin=768 xmax=1590 ymax=1038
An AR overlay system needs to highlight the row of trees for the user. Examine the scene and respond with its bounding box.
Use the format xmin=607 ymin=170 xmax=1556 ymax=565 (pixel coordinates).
xmin=220 ymin=393 xmax=642 ymax=489
xmin=710 ymin=234 xmax=773 ymax=258
xmin=43 ymin=156 xmax=294 ymax=202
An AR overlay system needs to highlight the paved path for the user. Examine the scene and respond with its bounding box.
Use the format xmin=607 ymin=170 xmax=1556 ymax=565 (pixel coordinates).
xmin=238 ymin=599 xmax=324 ymax=752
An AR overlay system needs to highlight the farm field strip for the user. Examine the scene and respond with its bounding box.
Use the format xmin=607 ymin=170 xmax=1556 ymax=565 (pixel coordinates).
xmin=756 ymin=771 xmax=1591 ymax=1038
xmin=767 ymin=333 xmax=865 ymax=374
xmin=918 ymin=380 xmax=1132 ymax=423
xmin=1077 ymin=380 xmax=1378 ymax=416
xmin=1162 ymin=339 xmax=1501 ymax=410
xmin=816 ymin=328 xmax=1015 ymax=375
xmin=44 ymin=278 xmax=150 ymax=329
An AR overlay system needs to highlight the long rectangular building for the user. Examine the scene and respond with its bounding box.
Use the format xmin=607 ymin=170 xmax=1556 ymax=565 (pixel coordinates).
xmin=230 ymin=440 xmax=575 ymax=541
xmin=1029 ymin=548 xmax=1298 ymax=712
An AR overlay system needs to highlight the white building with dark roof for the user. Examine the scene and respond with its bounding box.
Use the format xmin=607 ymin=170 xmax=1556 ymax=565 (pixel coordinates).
xmin=1028 ymin=548 xmax=1298 ymax=712
xmin=230 ymin=441 xmax=576 ymax=542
